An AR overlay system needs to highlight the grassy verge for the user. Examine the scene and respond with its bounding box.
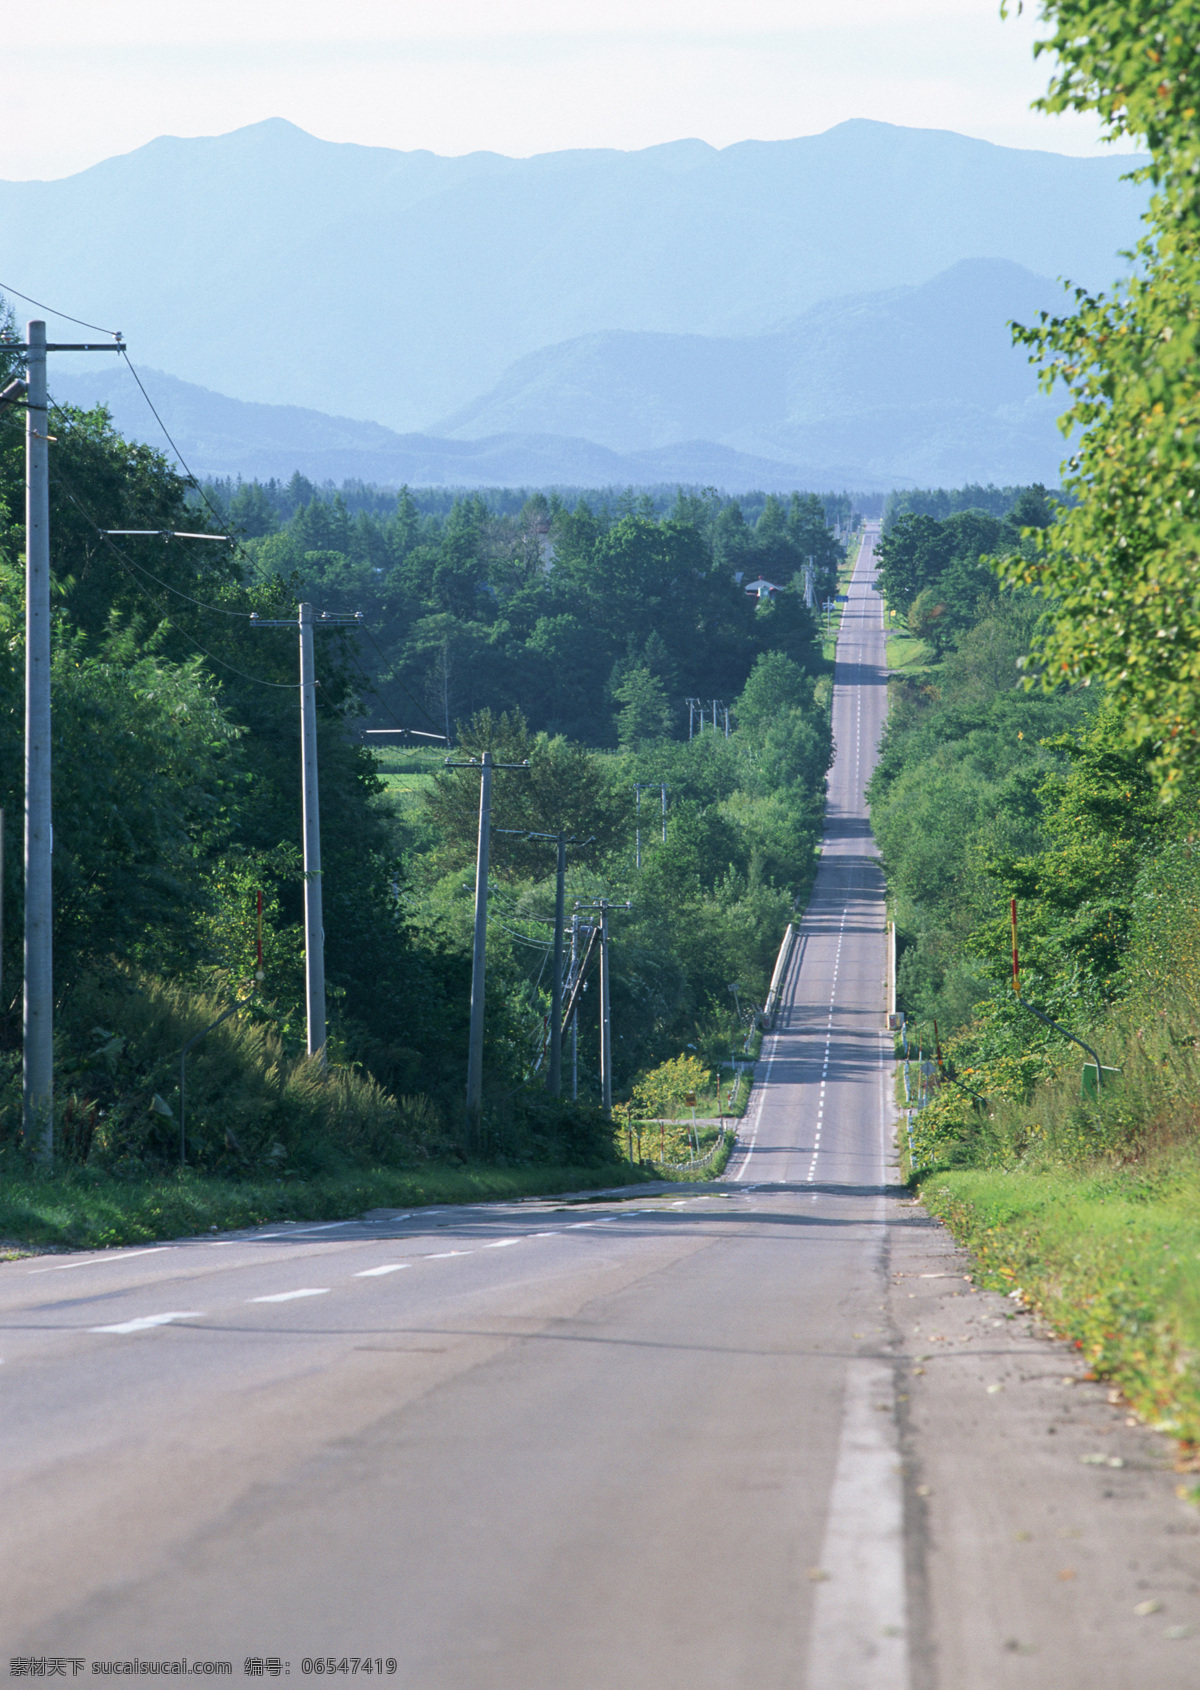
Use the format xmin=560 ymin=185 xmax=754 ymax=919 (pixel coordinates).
xmin=917 ymin=1161 xmax=1200 ymax=1451
xmin=619 ymin=1120 xmax=734 ymax=1181
xmin=885 ymin=630 xmax=934 ymax=672
xmin=664 ymin=1128 xmax=735 ymax=1181
xmin=0 ymin=1158 xmax=657 ymax=1253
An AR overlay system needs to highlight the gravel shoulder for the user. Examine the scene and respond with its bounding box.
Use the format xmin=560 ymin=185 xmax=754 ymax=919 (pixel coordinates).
xmin=890 ymin=1198 xmax=1200 ymax=1688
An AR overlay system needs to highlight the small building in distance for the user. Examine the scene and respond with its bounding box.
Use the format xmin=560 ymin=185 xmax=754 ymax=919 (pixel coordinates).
xmin=743 ymin=576 xmax=784 ymax=601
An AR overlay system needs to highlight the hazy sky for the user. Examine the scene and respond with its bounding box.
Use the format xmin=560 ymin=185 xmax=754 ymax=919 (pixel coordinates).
xmin=4 ymin=0 xmax=1120 ymax=181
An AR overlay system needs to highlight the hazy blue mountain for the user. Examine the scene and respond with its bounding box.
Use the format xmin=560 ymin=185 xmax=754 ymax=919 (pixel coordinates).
xmin=50 ymin=259 xmax=1071 ymax=489
xmin=431 ymin=258 xmax=1071 ymax=485
xmin=8 ymin=117 xmax=1143 ymax=431
xmin=47 ymin=362 xmax=827 ymax=492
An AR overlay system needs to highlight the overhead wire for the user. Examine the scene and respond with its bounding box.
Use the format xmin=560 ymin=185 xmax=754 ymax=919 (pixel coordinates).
xmin=0 ymin=279 xmax=122 ymax=339
xmin=117 ymin=349 xmax=236 ymax=542
xmin=0 ymin=278 xmax=232 ymax=537
xmin=0 ymin=285 xmax=439 ymax=718
xmin=1 ymin=389 xmax=298 ymax=690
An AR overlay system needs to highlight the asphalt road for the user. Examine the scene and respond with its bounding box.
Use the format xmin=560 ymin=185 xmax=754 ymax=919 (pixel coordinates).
xmin=4 ymin=527 xmax=1197 ymax=1687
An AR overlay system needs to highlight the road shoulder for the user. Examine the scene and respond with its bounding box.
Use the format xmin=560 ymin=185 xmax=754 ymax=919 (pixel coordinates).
xmin=888 ymin=1199 xmax=1200 ymax=1689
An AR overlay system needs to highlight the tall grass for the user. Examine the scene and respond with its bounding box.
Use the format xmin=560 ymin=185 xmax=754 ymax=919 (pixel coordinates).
xmin=0 ymin=970 xmax=621 ymax=1181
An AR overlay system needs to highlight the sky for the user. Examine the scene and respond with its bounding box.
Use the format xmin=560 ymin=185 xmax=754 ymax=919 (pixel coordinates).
xmin=2 ymin=0 xmax=1124 ymax=182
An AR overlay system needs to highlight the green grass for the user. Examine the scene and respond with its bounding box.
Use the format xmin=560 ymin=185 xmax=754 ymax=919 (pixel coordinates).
xmin=0 ymin=1158 xmax=658 ymax=1253
xmin=369 ymin=745 xmax=444 ymax=814
xmin=886 ymin=629 xmax=934 ymax=672
xmin=918 ymin=1161 xmax=1200 ymax=1445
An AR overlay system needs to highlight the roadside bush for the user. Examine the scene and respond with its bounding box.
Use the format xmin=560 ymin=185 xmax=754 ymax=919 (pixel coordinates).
xmin=14 ymin=971 xmax=424 ymax=1176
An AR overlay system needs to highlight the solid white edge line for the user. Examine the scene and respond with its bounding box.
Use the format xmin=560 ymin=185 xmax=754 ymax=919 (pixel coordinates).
xmin=732 ymin=1030 xmax=777 ymax=1181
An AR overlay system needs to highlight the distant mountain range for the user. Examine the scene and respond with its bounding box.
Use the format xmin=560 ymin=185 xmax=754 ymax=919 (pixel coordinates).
xmin=50 ymin=257 xmax=1073 ymax=490
xmin=436 ymin=258 xmax=1070 ymax=484
xmin=10 ymin=116 xmax=1143 ymax=436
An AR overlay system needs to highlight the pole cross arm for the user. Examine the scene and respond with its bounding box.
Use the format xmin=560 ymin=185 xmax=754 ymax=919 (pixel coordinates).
xmin=104 ymin=529 xmax=232 ymax=542
xmin=2 ymin=342 xmax=124 ymax=353
xmin=363 ymin=727 xmax=448 ymax=741
xmin=445 ymin=759 xmax=530 ymax=769
xmin=249 ymin=610 xmax=365 ymax=627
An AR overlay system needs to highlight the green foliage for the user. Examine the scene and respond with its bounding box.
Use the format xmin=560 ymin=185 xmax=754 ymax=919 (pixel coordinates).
xmin=994 ymin=0 xmax=1200 ymax=789
xmin=239 ymin=488 xmax=829 ymax=747
xmin=877 ymin=508 xmax=1021 ymax=647
xmin=631 ymin=1053 xmax=712 ymax=1120
xmin=614 ymin=666 xmax=673 ymax=746
xmin=871 ymin=597 xmax=1094 ymax=1034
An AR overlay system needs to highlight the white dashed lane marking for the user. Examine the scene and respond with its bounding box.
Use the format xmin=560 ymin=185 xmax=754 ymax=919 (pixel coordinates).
xmin=90 ymin=1311 xmax=204 ymax=1334
xmin=30 ymin=1248 xmax=170 ymax=1275
xmin=249 ymin=1288 xmax=330 ymax=1303
xmin=56 ymin=1211 xmax=678 ymax=1339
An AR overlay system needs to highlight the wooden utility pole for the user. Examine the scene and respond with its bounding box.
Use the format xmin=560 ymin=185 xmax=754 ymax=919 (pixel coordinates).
xmin=445 ymin=752 xmax=529 ymax=1139
xmin=0 ymin=320 xmax=122 ymax=1156
xmin=251 ymin=603 xmax=364 ymax=1065
xmin=573 ymin=898 xmax=631 ymax=1113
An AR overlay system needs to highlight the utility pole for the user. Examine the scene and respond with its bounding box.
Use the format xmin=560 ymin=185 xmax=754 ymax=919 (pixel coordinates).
xmin=251 ymin=603 xmax=363 ymax=1064
xmin=23 ymin=323 xmax=50 ymax=1151
xmin=633 ymin=782 xmax=668 ymax=866
xmin=685 ymin=697 xmax=702 ymax=740
xmin=550 ymin=830 xmax=567 ymax=1097
xmin=569 ymin=914 xmax=579 ymax=1100
xmin=445 ymin=751 xmax=529 ymax=1139
xmin=298 ymin=605 xmax=324 ymax=1060
xmin=468 ymin=751 xmax=492 ymax=1126
xmin=0 ymin=319 xmax=122 ymax=1156
xmin=518 ymin=828 xmax=591 ymax=1096
xmin=574 ymin=898 xmax=631 ymax=1113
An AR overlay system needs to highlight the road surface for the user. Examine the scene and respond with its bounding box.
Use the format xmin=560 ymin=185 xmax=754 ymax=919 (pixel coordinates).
xmin=3 ymin=527 xmax=1196 ymax=1686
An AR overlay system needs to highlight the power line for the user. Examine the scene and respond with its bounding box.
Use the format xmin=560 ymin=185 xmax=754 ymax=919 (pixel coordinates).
xmin=117 ymin=350 xmax=236 ymax=539
xmin=0 ymin=279 xmax=122 ymax=339
xmin=45 ymin=412 xmax=250 ymax=619
xmin=0 ymin=284 xmax=257 ymax=558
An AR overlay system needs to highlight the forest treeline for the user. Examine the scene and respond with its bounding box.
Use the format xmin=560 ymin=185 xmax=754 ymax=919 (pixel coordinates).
xmin=211 ymin=478 xmax=847 ymax=746
xmin=0 ymin=317 xmax=840 ymax=1179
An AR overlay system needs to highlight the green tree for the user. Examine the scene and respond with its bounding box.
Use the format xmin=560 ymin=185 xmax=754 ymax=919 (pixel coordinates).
xmin=614 ymin=666 xmax=673 ymax=746
xmin=997 ymin=0 xmax=1200 ymax=790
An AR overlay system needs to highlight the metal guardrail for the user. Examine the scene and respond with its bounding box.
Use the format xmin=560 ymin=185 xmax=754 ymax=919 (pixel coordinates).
xmin=762 ymin=923 xmax=796 ymax=1029
xmin=658 ymin=1127 xmax=735 ymax=1176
